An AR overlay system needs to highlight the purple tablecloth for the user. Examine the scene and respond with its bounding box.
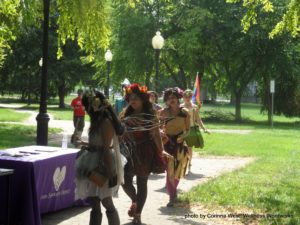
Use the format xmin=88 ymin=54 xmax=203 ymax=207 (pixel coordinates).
xmin=0 ymin=145 xmax=79 ymax=225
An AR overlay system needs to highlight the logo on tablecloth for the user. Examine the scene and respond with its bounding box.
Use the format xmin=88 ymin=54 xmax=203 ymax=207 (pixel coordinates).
xmin=53 ymin=166 xmax=66 ymax=191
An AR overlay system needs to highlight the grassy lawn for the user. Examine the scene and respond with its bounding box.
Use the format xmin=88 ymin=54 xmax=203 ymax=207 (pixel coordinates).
xmin=181 ymin=128 xmax=300 ymax=224
xmin=201 ymin=103 xmax=300 ymax=130
xmin=0 ymin=124 xmax=36 ymax=149
xmin=0 ymin=108 xmax=30 ymax=122
xmin=0 ymin=124 xmax=61 ymax=150
xmin=1 ymin=98 xmax=299 ymax=224
xmin=17 ymin=104 xmax=74 ymax=120
xmin=48 ymin=107 xmax=73 ymax=120
xmin=0 ymin=95 xmax=75 ymax=120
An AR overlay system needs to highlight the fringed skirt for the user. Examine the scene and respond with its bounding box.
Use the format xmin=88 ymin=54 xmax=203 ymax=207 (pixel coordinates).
xmin=75 ymin=146 xmax=126 ymax=200
xmin=164 ymin=135 xmax=189 ymax=179
xmin=184 ymin=126 xmax=204 ymax=148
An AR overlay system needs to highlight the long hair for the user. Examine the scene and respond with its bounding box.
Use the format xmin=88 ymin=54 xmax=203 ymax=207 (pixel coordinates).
xmin=124 ymin=100 xmax=155 ymax=120
xmin=82 ymin=91 xmax=124 ymax=136
xmin=123 ymin=83 xmax=155 ymax=120
xmin=163 ymin=87 xmax=183 ymax=102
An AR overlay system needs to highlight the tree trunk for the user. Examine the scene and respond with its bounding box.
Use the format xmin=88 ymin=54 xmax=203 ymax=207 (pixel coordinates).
xmin=145 ymin=70 xmax=150 ymax=89
xmin=230 ymin=93 xmax=235 ymax=105
xmin=267 ymin=93 xmax=272 ymax=126
xmin=27 ymin=91 xmax=31 ymax=105
xmin=21 ymin=90 xmax=26 ymax=102
xmin=58 ymin=85 xmax=65 ymax=109
xmin=211 ymin=88 xmax=217 ymax=103
xmin=262 ymin=75 xmax=272 ymax=125
xmin=178 ymin=67 xmax=187 ymax=89
xmin=235 ymin=90 xmax=242 ymax=122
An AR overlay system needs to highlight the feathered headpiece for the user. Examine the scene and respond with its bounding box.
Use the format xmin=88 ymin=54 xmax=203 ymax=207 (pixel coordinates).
xmin=82 ymin=91 xmax=110 ymax=114
xmin=82 ymin=90 xmax=125 ymax=135
xmin=163 ymin=87 xmax=183 ymax=102
xmin=125 ymin=83 xmax=149 ymax=102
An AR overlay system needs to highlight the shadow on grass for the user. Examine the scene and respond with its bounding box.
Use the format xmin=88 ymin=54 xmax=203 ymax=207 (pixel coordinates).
xmin=0 ymin=97 xmax=63 ymax=105
xmin=0 ymin=124 xmax=36 ymax=149
xmin=255 ymin=181 xmax=300 ymax=225
xmin=203 ymin=116 xmax=300 ymax=131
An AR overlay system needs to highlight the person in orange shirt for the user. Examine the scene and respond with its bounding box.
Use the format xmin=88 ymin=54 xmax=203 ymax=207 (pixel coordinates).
xmin=71 ymin=89 xmax=85 ymax=144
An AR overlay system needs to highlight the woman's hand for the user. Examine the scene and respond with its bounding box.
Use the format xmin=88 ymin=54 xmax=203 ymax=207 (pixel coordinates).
xmin=176 ymin=136 xmax=184 ymax=143
xmin=204 ymin=128 xmax=211 ymax=134
xmin=162 ymin=150 xmax=173 ymax=159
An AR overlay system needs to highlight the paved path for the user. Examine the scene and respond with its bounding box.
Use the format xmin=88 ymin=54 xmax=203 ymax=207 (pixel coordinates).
xmin=0 ymin=104 xmax=255 ymax=224
xmin=41 ymin=156 xmax=254 ymax=225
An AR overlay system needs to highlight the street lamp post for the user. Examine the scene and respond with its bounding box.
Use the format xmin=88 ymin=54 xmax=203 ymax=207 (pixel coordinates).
xmin=36 ymin=0 xmax=50 ymax=145
xmin=152 ymin=31 xmax=164 ymax=91
xmin=104 ymin=49 xmax=113 ymax=98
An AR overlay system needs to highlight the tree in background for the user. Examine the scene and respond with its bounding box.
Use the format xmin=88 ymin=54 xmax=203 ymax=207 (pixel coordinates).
xmin=0 ymin=22 xmax=94 ymax=108
xmin=227 ymin=0 xmax=299 ymax=38
xmin=0 ymin=0 xmax=22 ymax=67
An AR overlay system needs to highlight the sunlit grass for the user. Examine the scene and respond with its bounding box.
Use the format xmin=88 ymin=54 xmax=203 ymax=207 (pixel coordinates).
xmin=0 ymin=108 xmax=30 ymax=122
xmin=182 ymin=129 xmax=300 ymax=224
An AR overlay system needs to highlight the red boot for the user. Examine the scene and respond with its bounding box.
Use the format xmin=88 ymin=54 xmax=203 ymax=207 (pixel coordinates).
xmin=128 ymin=202 xmax=137 ymax=217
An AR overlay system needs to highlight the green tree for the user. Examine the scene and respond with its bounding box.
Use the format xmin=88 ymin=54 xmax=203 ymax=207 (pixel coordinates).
xmin=0 ymin=0 xmax=113 ymax=67
xmin=0 ymin=0 xmax=20 ymax=67
xmin=259 ymin=39 xmax=300 ymax=121
xmin=227 ymin=0 xmax=299 ymax=38
xmin=0 ymin=24 xmax=94 ymax=107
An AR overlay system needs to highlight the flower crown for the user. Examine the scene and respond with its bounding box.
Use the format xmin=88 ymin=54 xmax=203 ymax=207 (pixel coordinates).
xmin=125 ymin=83 xmax=148 ymax=95
xmin=163 ymin=87 xmax=183 ymax=102
xmin=125 ymin=83 xmax=149 ymax=101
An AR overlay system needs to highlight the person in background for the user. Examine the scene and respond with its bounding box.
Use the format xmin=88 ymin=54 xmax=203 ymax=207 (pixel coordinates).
xmin=75 ymin=91 xmax=125 ymax=225
xmin=181 ymin=89 xmax=210 ymax=174
xmin=71 ymin=89 xmax=85 ymax=145
xmin=148 ymin=90 xmax=162 ymax=111
xmin=114 ymin=79 xmax=130 ymax=115
xmin=159 ymin=87 xmax=190 ymax=207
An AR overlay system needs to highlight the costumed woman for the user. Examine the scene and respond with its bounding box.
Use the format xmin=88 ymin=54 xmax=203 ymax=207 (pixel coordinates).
xmin=75 ymin=91 xmax=125 ymax=225
xmin=119 ymin=83 xmax=171 ymax=224
xmin=159 ymin=87 xmax=190 ymax=207
xmin=181 ymin=89 xmax=210 ymax=174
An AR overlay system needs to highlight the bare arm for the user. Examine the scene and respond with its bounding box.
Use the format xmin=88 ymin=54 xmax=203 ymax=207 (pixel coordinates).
xmin=101 ymin=119 xmax=115 ymax=178
xmin=150 ymin=116 xmax=172 ymax=158
xmin=101 ymin=119 xmax=114 ymax=149
xmin=177 ymin=109 xmax=190 ymax=143
xmin=195 ymin=106 xmax=210 ymax=133
xmin=150 ymin=119 xmax=164 ymax=153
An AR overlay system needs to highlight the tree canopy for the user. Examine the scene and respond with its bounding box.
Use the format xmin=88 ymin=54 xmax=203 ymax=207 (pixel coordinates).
xmin=227 ymin=0 xmax=300 ymax=38
xmin=1 ymin=0 xmax=300 ymax=120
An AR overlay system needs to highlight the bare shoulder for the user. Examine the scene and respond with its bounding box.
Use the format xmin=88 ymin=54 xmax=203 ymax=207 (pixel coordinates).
xmin=181 ymin=107 xmax=190 ymax=115
xmin=159 ymin=108 xmax=168 ymax=117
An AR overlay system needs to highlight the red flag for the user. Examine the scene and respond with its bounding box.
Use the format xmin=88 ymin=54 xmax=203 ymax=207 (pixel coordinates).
xmin=192 ymin=73 xmax=201 ymax=106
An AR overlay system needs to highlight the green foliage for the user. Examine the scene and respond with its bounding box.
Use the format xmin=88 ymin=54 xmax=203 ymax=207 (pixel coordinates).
xmin=56 ymin=0 xmax=110 ymax=57
xmin=227 ymin=0 xmax=299 ymax=38
xmin=269 ymin=0 xmax=300 ymax=38
xmin=0 ymin=0 xmax=112 ymax=64
xmin=0 ymin=23 xmax=95 ymax=106
xmin=0 ymin=0 xmax=43 ymax=67
xmin=0 ymin=0 xmax=19 ymax=66
xmin=108 ymin=1 xmax=159 ymax=89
